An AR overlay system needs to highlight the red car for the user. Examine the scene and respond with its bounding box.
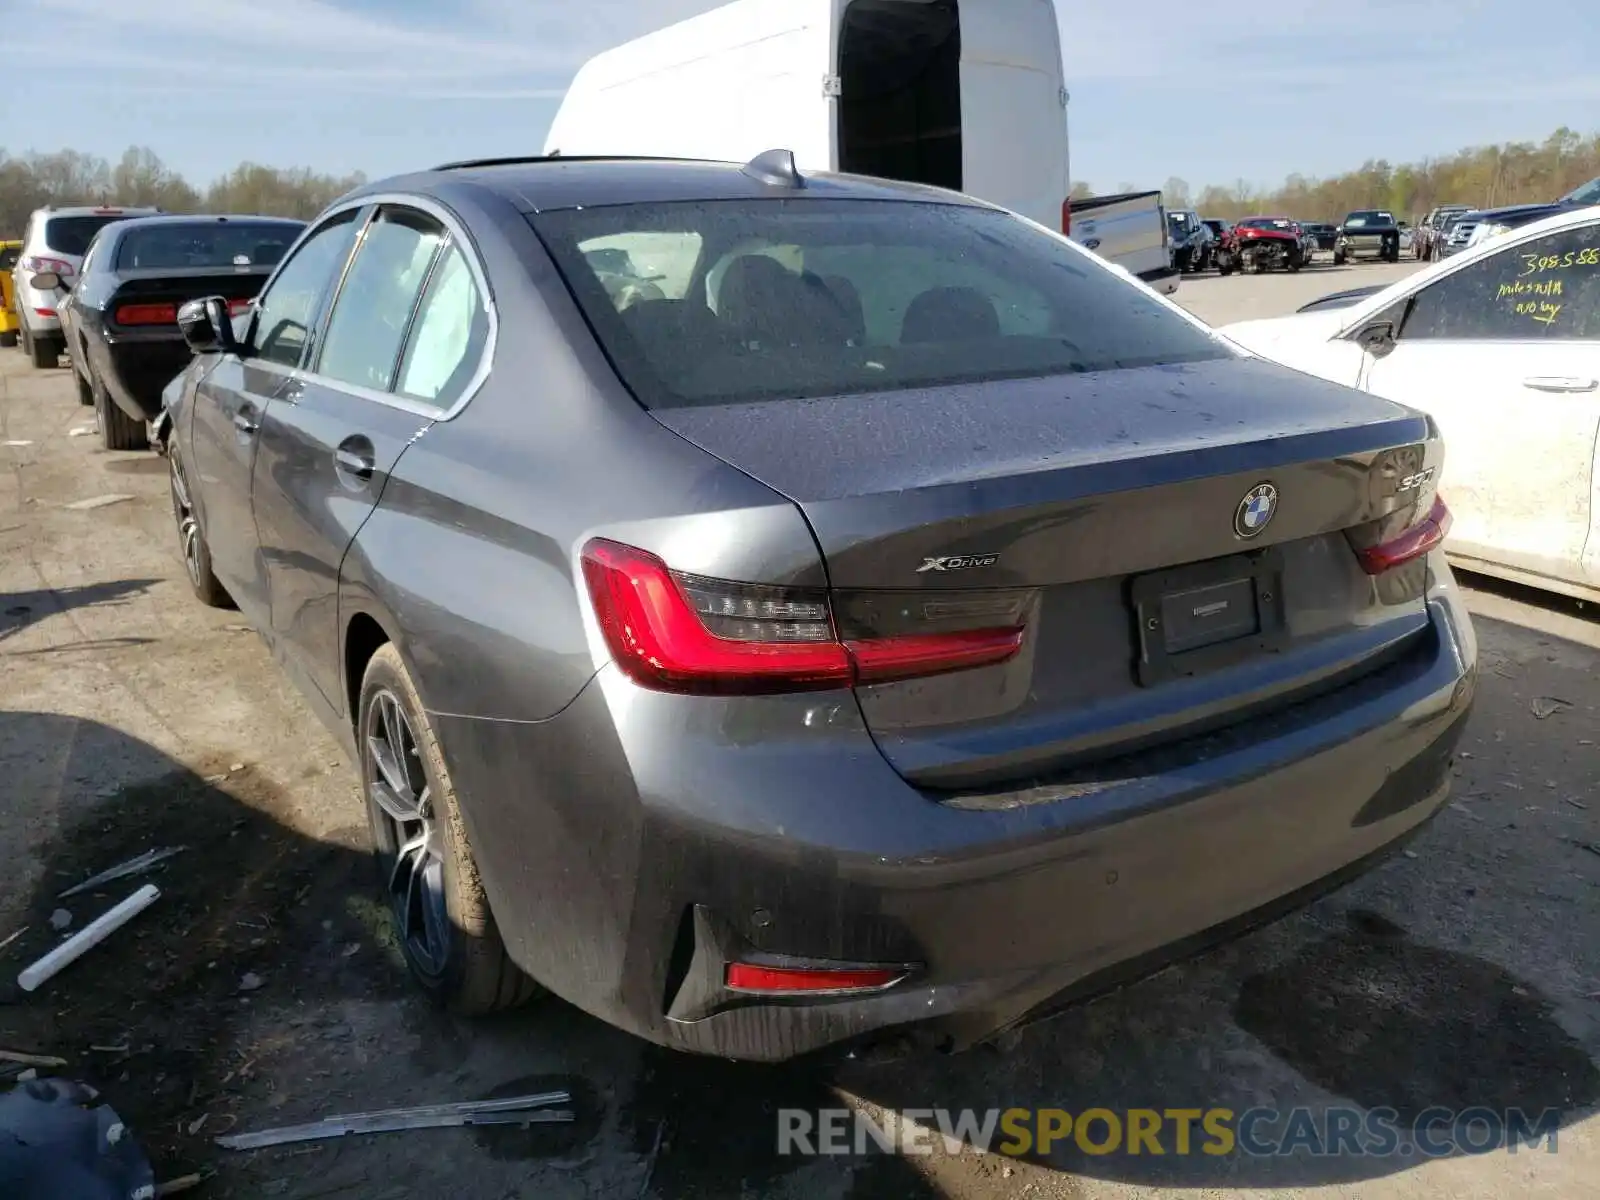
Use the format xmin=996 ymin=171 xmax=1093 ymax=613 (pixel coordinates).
xmin=1216 ymin=216 xmax=1306 ymax=274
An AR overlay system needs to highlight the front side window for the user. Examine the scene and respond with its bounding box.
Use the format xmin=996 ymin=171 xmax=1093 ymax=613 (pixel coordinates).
xmin=1398 ymin=225 xmax=1600 ymax=341
xmin=395 ymin=242 xmax=490 ymax=408
xmin=532 ymin=199 xmax=1227 ymax=410
xmin=316 ymin=207 xmax=446 ymax=392
xmin=251 ymin=210 xmax=361 ymax=368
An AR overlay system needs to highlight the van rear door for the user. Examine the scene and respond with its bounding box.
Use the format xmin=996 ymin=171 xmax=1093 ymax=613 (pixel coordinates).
xmin=956 ymin=0 xmax=1068 ymax=229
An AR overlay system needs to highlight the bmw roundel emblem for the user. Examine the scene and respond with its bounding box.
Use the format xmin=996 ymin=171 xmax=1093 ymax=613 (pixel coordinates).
xmin=1234 ymin=482 xmax=1278 ymax=538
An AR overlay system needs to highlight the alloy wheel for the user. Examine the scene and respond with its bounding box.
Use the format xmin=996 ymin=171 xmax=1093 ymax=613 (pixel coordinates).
xmin=170 ymin=455 xmax=204 ymax=589
xmin=365 ymin=689 xmax=451 ymax=976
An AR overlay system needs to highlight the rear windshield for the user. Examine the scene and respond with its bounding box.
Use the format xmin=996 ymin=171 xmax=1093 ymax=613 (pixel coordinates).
xmin=1238 ymin=217 xmax=1291 ymax=229
xmin=531 ymin=200 xmax=1227 ymax=409
xmin=1344 ymin=212 xmax=1394 ymax=226
xmin=42 ymin=214 xmax=129 ymax=256
xmin=115 ymin=222 xmax=302 ymax=270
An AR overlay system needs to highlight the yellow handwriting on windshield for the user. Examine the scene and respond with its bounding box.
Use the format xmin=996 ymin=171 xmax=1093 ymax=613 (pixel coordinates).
xmin=1511 ymin=300 xmax=1563 ymax=325
xmin=1518 ymin=247 xmax=1600 ymax=276
xmin=1498 ymin=278 xmax=1563 ymax=298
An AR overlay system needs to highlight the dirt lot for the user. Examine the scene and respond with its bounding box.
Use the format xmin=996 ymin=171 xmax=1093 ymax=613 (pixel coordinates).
xmin=2 ymin=261 xmax=1596 ymax=1199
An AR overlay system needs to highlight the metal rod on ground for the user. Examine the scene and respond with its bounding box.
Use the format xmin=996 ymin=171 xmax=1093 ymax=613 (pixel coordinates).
xmin=17 ymin=885 xmax=161 ymax=992
xmin=0 ymin=1050 xmax=68 ymax=1067
xmin=216 ymin=1106 xmax=574 ymax=1150
xmin=59 ymin=847 xmax=186 ymax=899
xmin=216 ymin=1091 xmax=574 ymax=1151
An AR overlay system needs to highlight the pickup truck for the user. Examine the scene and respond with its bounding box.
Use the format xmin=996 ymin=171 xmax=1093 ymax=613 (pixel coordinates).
xmin=1333 ymin=210 xmax=1402 ymax=264
xmin=1069 ymin=190 xmax=1178 ymax=294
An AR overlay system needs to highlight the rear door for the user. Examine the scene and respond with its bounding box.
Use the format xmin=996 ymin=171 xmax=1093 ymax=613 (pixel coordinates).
xmin=190 ymin=210 xmax=362 ymax=626
xmin=955 ymin=0 xmax=1068 ymax=228
xmin=1360 ymin=218 xmax=1600 ymax=588
xmin=249 ymin=201 xmax=489 ymax=714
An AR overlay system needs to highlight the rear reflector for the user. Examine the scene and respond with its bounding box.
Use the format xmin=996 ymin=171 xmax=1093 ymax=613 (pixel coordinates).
xmin=580 ymin=538 xmax=1025 ymax=695
xmin=725 ymin=963 xmax=908 ymax=994
xmin=33 ymin=308 xmax=56 ymax=319
xmin=1355 ymin=496 xmax=1451 ymax=574
xmin=115 ymin=303 xmax=179 ymax=326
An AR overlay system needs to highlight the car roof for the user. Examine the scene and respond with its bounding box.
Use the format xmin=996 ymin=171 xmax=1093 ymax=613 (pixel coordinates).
xmin=34 ymin=205 xmax=162 ymax=218
xmin=104 ymin=214 xmax=305 ymax=232
xmin=349 ymin=154 xmax=991 ymax=215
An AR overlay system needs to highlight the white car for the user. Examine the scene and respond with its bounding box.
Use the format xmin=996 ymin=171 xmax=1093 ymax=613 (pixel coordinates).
xmin=11 ymin=204 xmax=158 ymax=369
xmin=1222 ymin=205 xmax=1600 ymax=603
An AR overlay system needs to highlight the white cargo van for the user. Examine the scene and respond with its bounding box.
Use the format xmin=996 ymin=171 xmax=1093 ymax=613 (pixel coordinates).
xmin=545 ymin=0 xmax=1070 ymax=242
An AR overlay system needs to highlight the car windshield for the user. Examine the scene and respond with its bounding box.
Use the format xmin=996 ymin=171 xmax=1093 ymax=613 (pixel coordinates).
xmin=1239 ymin=218 xmax=1291 ymax=229
xmin=1560 ymin=177 xmax=1600 ymax=206
xmin=532 ymin=199 xmax=1228 ymax=410
xmin=1344 ymin=212 xmax=1394 ymax=227
xmin=114 ymin=221 xmax=302 ymax=270
xmin=42 ymin=214 xmax=129 ymax=256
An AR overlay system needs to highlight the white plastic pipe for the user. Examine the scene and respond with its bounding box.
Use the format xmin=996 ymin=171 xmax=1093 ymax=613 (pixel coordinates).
xmin=18 ymin=884 xmax=160 ymax=992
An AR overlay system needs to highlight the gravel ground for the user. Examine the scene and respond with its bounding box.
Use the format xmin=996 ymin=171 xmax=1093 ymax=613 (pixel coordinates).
xmin=1 ymin=264 xmax=1595 ymax=1199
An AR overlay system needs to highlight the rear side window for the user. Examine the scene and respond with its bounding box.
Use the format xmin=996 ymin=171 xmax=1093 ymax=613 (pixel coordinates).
xmin=42 ymin=215 xmax=127 ymax=256
xmin=316 ymin=207 xmax=446 ymax=392
xmin=395 ymin=243 xmax=490 ymax=408
xmin=532 ymin=200 xmax=1226 ymax=409
xmin=115 ymin=222 xmax=302 ymax=270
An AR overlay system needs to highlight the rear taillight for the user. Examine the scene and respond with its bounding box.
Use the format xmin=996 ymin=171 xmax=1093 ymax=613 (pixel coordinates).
xmin=1061 ymin=198 xmax=1071 ymax=235
xmin=1354 ymin=496 xmax=1451 ymax=575
xmin=228 ymin=299 xmax=253 ymax=316
xmin=580 ymin=539 xmax=1025 ymax=695
xmin=725 ymin=962 xmax=910 ymax=994
xmin=115 ymin=303 xmax=179 ymax=326
xmin=22 ymin=255 xmax=72 ymax=277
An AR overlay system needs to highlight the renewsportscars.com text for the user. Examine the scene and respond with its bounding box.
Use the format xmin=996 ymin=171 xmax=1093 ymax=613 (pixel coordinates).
xmin=778 ymin=1106 xmax=1562 ymax=1159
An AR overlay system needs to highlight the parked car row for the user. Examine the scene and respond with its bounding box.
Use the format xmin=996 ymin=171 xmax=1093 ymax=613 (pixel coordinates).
xmin=9 ymin=206 xmax=305 ymax=450
xmin=1162 ymin=211 xmax=1412 ymax=276
xmin=19 ymin=146 xmax=1479 ymax=1062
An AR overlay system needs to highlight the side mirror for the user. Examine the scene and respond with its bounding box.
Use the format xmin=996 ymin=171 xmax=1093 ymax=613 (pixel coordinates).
xmin=177 ymin=296 xmax=240 ymax=356
xmin=1354 ymin=320 xmax=1396 ymax=357
xmin=29 ymin=271 xmax=63 ymax=291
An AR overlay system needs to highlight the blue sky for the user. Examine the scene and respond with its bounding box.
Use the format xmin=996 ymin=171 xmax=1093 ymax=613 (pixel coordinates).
xmin=14 ymin=0 xmax=1600 ymax=195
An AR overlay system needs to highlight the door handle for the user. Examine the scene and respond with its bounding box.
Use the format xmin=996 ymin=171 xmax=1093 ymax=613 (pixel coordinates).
xmin=279 ymin=379 xmax=305 ymax=402
xmin=1522 ymin=376 xmax=1599 ymax=393
xmin=334 ymin=439 xmax=375 ymax=482
xmin=232 ymin=410 xmax=258 ymax=435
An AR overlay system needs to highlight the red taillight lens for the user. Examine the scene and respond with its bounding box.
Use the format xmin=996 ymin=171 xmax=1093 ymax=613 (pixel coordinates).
xmin=115 ymin=303 xmax=179 ymax=326
xmin=228 ymin=299 xmax=253 ymax=316
xmin=725 ymin=963 xmax=908 ymax=994
xmin=32 ymin=308 xmax=57 ymax=319
xmin=580 ymin=539 xmax=1025 ymax=695
xmin=1061 ymin=198 xmax=1072 ymax=235
xmin=21 ymin=255 xmax=73 ymax=277
xmin=1354 ymin=496 xmax=1451 ymax=575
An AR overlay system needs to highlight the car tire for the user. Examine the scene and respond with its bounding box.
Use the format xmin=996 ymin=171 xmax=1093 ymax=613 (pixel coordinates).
xmin=358 ymin=643 xmax=544 ymax=1016
xmin=93 ymin=372 xmax=149 ymax=451
xmin=1334 ymin=251 xmax=1347 ymax=266
xmin=168 ymin=447 xmax=233 ymax=608
xmin=28 ymin=333 xmax=58 ymax=370
xmin=75 ymin=368 xmax=94 ymax=407
xmin=0 ymin=331 xmax=15 ymax=348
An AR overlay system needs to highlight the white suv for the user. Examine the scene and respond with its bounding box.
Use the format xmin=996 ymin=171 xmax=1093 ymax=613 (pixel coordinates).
xmin=11 ymin=205 xmax=159 ymax=368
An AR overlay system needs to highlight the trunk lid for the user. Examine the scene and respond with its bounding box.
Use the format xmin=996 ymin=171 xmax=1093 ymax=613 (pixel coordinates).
xmin=653 ymin=357 xmax=1441 ymax=789
xmin=108 ymin=267 xmax=273 ymax=329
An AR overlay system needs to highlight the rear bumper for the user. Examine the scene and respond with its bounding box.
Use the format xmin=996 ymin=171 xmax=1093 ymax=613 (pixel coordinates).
xmin=434 ymin=555 xmax=1476 ymax=1061
xmin=98 ymin=335 xmax=193 ymax=421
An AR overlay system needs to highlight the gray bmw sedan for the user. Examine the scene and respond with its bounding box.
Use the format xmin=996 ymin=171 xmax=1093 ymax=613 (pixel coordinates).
xmin=162 ymin=150 xmax=1476 ymax=1062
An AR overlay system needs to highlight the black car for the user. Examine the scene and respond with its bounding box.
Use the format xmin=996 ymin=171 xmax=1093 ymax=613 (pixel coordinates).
xmin=1301 ymin=222 xmax=1338 ymax=252
xmin=1446 ymin=175 xmax=1600 ymax=251
xmin=1166 ymin=209 xmax=1213 ymax=272
xmin=1334 ymin=210 xmax=1401 ymax=264
xmin=48 ymin=215 xmax=304 ymax=450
